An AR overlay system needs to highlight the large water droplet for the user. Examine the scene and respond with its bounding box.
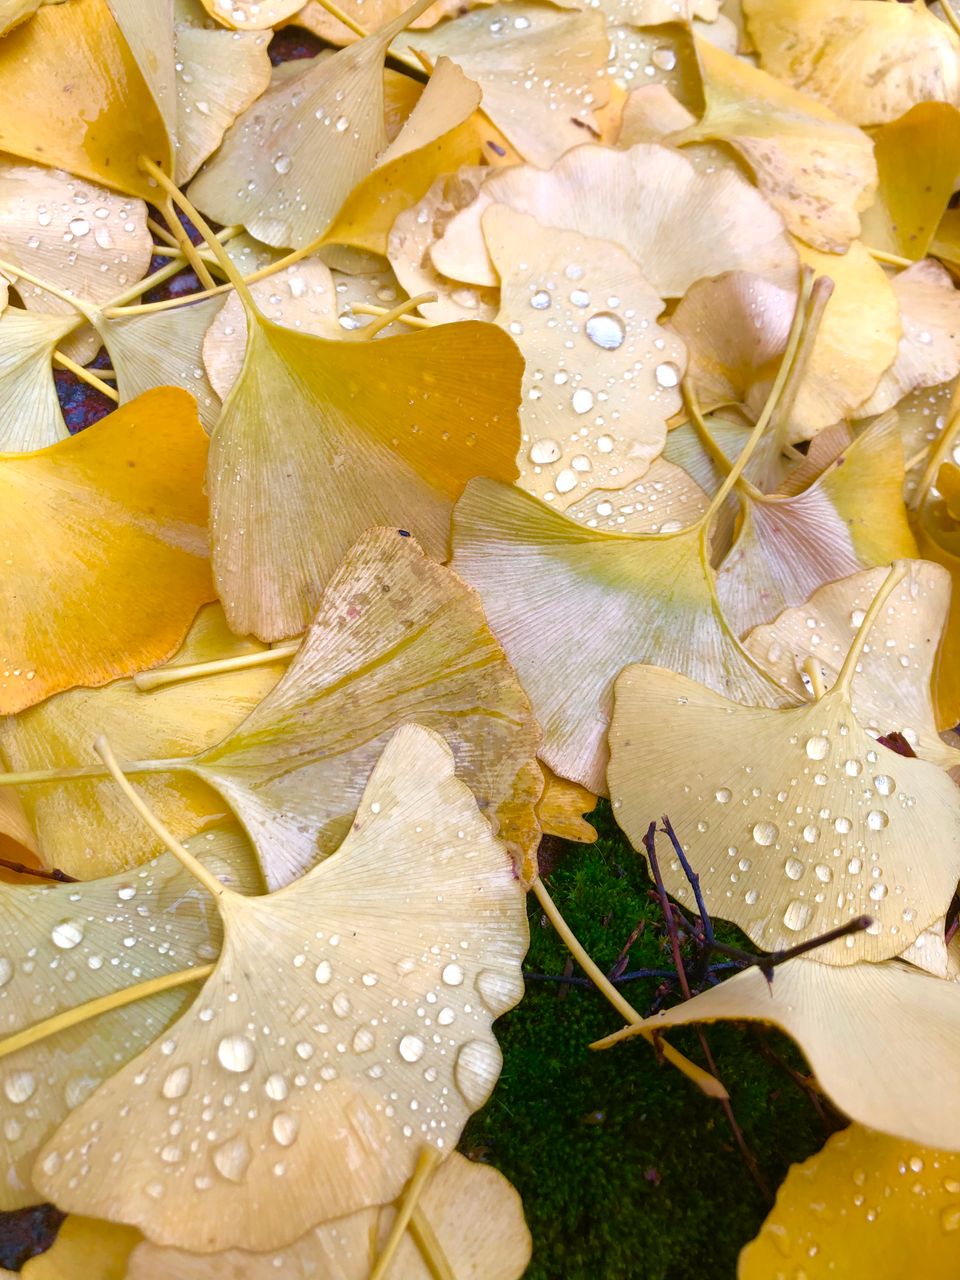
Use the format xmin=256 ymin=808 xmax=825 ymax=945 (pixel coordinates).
xmin=4 ymin=1071 xmax=35 ymax=1104
xmin=655 ymin=361 xmax=680 ymax=388
xmin=941 ymin=1204 xmax=960 ymax=1232
xmin=455 ymin=1039 xmax=502 ymax=1108
xmin=476 ymin=969 xmax=523 ymax=1013
xmin=265 ymin=1074 xmax=288 ymax=1101
xmin=442 ymin=963 xmax=464 ymax=987
xmin=314 ymin=960 xmax=332 ymax=985
xmin=213 ymin=1135 xmax=252 ymax=1182
xmin=51 ymin=920 xmax=83 ymax=950
xmin=869 ymin=882 xmax=888 ymax=901
xmin=715 ymin=788 xmax=731 ymax=805
xmin=398 ymin=1035 xmax=425 ymax=1063
xmin=217 ymin=1035 xmax=255 ymax=1074
xmin=867 ymin=809 xmax=889 ymax=831
xmin=784 ymin=858 xmax=804 ymax=881
xmin=0 ymin=958 xmax=12 ymax=988
xmin=752 ymin=821 xmax=779 ymax=847
xmin=782 ymin=900 xmax=812 ymax=932
xmin=805 ymin=735 xmax=829 ymax=760
xmin=571 ymin=388 xmax=595 ymax=415
xmin=529 ymin=289 xmax=551 ymax=310
xmin=874 ymin=774 xmax=895 ymax=796
xmin=162 ymin=1066 xmax=191 ymax=1100
xmin=529 ymin=438 xmax=562 ymax=465
xmin=352 ymin=1027 xmax=375 ymax=1053
xmin=272 ymin=1113 xmax=299 ymax=1147
xmin=585 ymin=312 xmax=625 ymax=350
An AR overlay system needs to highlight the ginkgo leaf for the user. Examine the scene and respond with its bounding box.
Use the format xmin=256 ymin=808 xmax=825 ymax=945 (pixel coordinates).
xmin=292 ymin=0 xmax=487 ymax=44
xmin=536 ymin=767 xmax=598 ymax=844
xmin=388 ymin=166 xmax=499 ymax=324
xmin=901 ymin=916 xmax=957 ymax=980
xmin=322 ymin=58 xmax=483 ymax=256
xmin=857 ymin=259 xmax=960 ymax=417
xmin=392 ymin=3 xmax=611 ymax=169
xmin=595 ymin=957 xmax=960 ymax=1150
xmin=0 ymin=162 xmax=152 ymax=336
xmin=34 ymin=723 xmax=529 ymax=1252
xmin=431 ymin=142 xmax=798 ymax=296
xmin=743 ymin=0 xmax=960 ymax=127
xmin=739 ymin=1123 xmax=960 ymax=1279
xmin=98 ymin=296 xmax=225 ymax=431
xmin=0 ymin=829 xmax=256 ymax=1208
xmin=127 ymin=1151 xmax=532 ymax=1279
xmin=607 ymin=588 xmax=960 ymax=963
xmin=111 ymin=527 xmax=540 ymax=887
xmin=860 ymin=102 xmax=960 ymax=262
xmin=20 ymin=1215 xmax=140 ymax=1280
xmin=0 ymin=605 xmax=287 ymax=880
xmin=451 ymin=477 xmax=796 ymax=793
xmin=0 ymin=309 xmax=80 ymax=451
xmin=482 ymin=205 xmax=687 ymax=506
xmin=174 ymin=11 xmax=272 ymax=184
xmin=0 ymin=0 xmax=64 ymax=36
xmin=744 ymin=560 xmax=960 ymax=771
xmin=914 ymin=488 xmax=960 ymax=729
xmin=561 ymin=456 xmax=710 ymax=535
xmin=715 ymin=415 xmax=917 ymax=635
xmin=105 ymin=0 xmax=178 ymax=153
xmin=199 ymin=0 xmax=302 ymax=30
xmin=202 ymin=259 xmax=339 ymax=401
xmin=0 ymin=387 xmax=214 ymax=714
xmin=670 ymin=36 xmax=877 ymax=252
xmin=0 ymin=0 xmax=171 ymax=199
xmin=188 ymin=0 xmax=434 ymax=248
xmin=207 ymin=293 xmax=522 ymax=641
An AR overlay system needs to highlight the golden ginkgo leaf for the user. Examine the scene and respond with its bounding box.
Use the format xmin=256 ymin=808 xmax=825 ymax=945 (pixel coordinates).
xmin=292 ymin=0 xmax=483 ymax=45
xmin=914 ymin=486 xmax=960 ymax=729
xmin=739 ymin=1124 xmax=960 ymax=1279
xmin=561 ymin=457 xmax=710 ymax=535
xmin=482 ymin=205 xmax=687 ymax=507
xmin=392 ymin=2 xmax=611 ymax=168
xmin=188 ymin=0 xmax=434 ymax=248
xmin=388 ymin=166 xmax=499 ymax=324
xmin=0 ymin=309 xmax=80 ymax=451
xmin=0 ymin=0 xmax=171 ymax=199
xmin=671 ymin=36 xmax=877 ymax=253
xmin=0 ymin=162 xmax=152 ymax=333
xmin=0 ymin=0 xmax=63 ymax=37
xmin=744 ymin=560 xmax=960 ymax=771
xmin=432 ymin=142 xmax=797 ymax=296
xmin=127 ymin=1151 xmax=532 ymax=1278
xmin=34 ymin=724 xmax=529 ymax=1252
xmin=0 ymin=387 xmax=214 ymax=714
xmin=0 ymin=829 xmax=256 ymax=1209
xmin=207 ymin=282 xmax=522 ymax=641
xmin=857 ymin=259 xmax=960 ymax=417
xmin=860 ymin=102 xmax=960 ymax=262
xmin=0 ymin=605 xmax=287 ymax=880
xmin=608 ymin=570 xmax=960 ymax=963
xmin=743 ymin=0 xmax=960 ymax=127
xmin=715 ymin=415 xmax=917 ymax=635
xmin=595 ymin=957 xmax=960 ymax=1149
xmin=536 ymin=766 xmax=598 ymax=845
xmin=451 ymin=477 xmax=795 ymax=793
xmin=140 ymin=528 xmax=539 ymax=887
xmin=199 ymin=0 xmax=303 ymax=30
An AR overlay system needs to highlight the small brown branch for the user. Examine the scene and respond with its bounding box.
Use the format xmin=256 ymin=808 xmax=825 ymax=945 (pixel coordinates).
xmin=0 ymin=857 xmax=78 ymax=884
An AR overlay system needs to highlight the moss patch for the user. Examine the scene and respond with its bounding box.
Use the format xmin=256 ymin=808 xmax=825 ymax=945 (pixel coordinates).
xmin=460 ymin=803 xmax=836 ymax=1279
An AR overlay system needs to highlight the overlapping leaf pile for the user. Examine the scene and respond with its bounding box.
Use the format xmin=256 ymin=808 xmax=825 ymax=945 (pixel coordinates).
xmin=1 ymin=0 xmax=960 ymax=1274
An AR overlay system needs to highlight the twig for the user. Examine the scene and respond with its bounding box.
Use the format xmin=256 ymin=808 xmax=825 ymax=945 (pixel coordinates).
xmin=0 ymin=857 xmax=77 ymax=884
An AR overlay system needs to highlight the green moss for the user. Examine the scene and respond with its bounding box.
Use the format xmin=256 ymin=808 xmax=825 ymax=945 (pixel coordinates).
xmin=460 ymin=804 xmax=833 ymax=1279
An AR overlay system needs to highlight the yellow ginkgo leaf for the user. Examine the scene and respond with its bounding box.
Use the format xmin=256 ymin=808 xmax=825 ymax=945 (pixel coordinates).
xmin=536 ymin=766 xmax=598 ymax=844
xmin=0 ymin=0 xmax=64 ymax=36
xmin=670 ymin=36 xmax=877 ymax=252
xmin=207 ymin=288 xmax=522 ymax=641
xmin=745 ymin=560 xmax=960 ymax=771
xmin=0 ymin=605 xmax=287 ymax=880
xmin=20 ymin=1216 xmax=140 ymax=1280
xmin=451 ymin=477 xmax=796 ymax=793
xmin=292 ymin=0 xmax=485 ymax=45
xmin=914 ymin=486 xmax=960 ymax=729
xmin=0 ymin=162 xmax=152 ymax=335
xmin=174 ymin=10 xmax=271 ymax=184
xmin=188 ymin=0 xmax=433 ymax=248
xmin=595 ymin=957 xmax=960 ymax=1149
xmin=431 ymin=142 xmax=797 ymax=296
xmin=34 ymin=724 xmax=529 ymax=1252
xmin=715 ymin=415 xmax=917 ymax=635
xmin=857 ymin=259 xmax=960 ymax=417
xmin=393 ymin=3 xmax=611 ymax=168
xmin=739 ymin=1124 xmax=960 ymax=1279
xmin=561 ymin=456 xmax=710 ymax=535
xmin=483 ymin=205 xmax=687 ymax=507
xmin=0 ymin=387 xmax=214 ymax=714
xmin=743 ymin=0 xmax=960 ymax=127
xmin=860 ymin=102 xmax=960 ymax=262
xmin=0 ymin=309 xmax=80 ymax=451
xmin=200 ymin=0 xmax=303 ymax=29
xmin=608 ymin=569 xmax=960 ymax=963
xmin=388 ymin=166 xmax=499 ymax=324
xmin=322 ymin=57 xmax=483 ymax=256
xmin=127 ymin=1151 xmax=532 ymax=1279
xmin=0 ymin=830 xmax=255 ymax=1208
xmin=0 ymin=0 xmax=171 ymax=199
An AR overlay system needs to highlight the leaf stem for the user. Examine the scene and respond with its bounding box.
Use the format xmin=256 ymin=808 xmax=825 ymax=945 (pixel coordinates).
xmin=681 ymin=379 xmax=763 ymax=501
xmin=911 ymin=381 xmax=960 ymax=511
xmin=359 ymin=293 xmax=437 ymax=338
xmin=51 ymin=352 xmax=119 ymax=401
xmin=833 ymin=561 xmax=908 ymax=698
xmin=349 ymin=302 xmax=433 ymax=330
xmin=369 ymin=1147 xmax=440 ymax=1280
xmin=0 ymin=964 xmax=214 ymax=1062
xmin=802 ymin=655 xmax=826 ymax=701
xmin=0 ymin=257 xmax=99 ymax=326
xmin=94 ymin=736 xmax=231 ymax=901
xmin=409 ymin=1204 xmax=456 ymax=1280
xmin=531 ymin=877 xmax=727 ymax=1098
xmin=133 ymin=642 xmax=299 ymax=691
xmin=160 ymin=194 xmax=217 ymax=291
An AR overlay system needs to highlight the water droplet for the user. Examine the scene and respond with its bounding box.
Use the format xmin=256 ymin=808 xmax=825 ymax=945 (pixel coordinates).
xmin=4 ymin=1071 xmax=35 ymax=1104
xmin=162 ymin=1066 xmax=191 ymax=1099
xmin=715 ymin=788 xmax=732 ymax=804
xmin=651 ymin=46 xmax=677 ymax=70
xmin=805 ymin=735 xmax=829 ymax=760
xmin=585 ymin=312 xmax=626 ymax=350
xmin=272 ymin=1113 xmax=299 ymax=1147
xmin=869 ymin=882 xmax=888 ymax=901
xmin=314 ymin=960 xmax=332 ymax=984
xmin=455 ymin=1039 xmax=501 ymax=1108
xmin=117 ymin=884 xmax=136 ymax=901
xmin=655 ymin=361 xmax=680 ymax=388
xmin=867 ymin=810 xmax=889 ymax=831
xmin=752 ymin=821 xmax=779 ymax=847
xmin=942 ymin=1204 xmax=960 ymax=1232
xmin=0 ymin=958 xmax=11 ymax=988
xmin=51 ymin=920 xmax=83 ymax=950
xmin=844 ymin=759 xmax=862 ymax=777
xmin=335 ymin=116 xmax=348 ymax=132
xmin=265 ymin=1074 xmax=288 ymax=1101
xmin=399 ymin=1035 xmax=425 ymax=1063
xmin=352 ymin=1027 xmax=375 ymax=1053
xmin=569 ymin=288 xmax=590 ymax=308
xmin=555 ymin=467 xmax=578 ymax=493
xmin=217 ymin=1035 xmax=255 ymax=1074
xmin=476 ymin=969 xmax=523 ymax=1012
xmin=784 ymin=858 xmax=804 ymax=880
xmin=814 ymin=864 xmax=833 ymax=883
xmin=802 ymin=824 xmax=819 ymax=843
xmin=529 ymin=438 xmax=562 ymax=465
xmin=332 ymin=992 xmax=352 ymax=1018
xmin=529 ymin=289 xmax=551 ymax=310
xmin=874 ymin=775 xmax=895 ymax=796
xmin=783 ymin=900 xmax=812 ymax=932
xmin=40 ymin=1152 xmax=60 ymax=1176
xmin=571 ymin=388 xmax=595 ymax=415
xmin=442 ymin=963 xmax=464 ymax=987
xmin=273 ymin=154 xmax=292 ymax=175
xmin=834 ymin=816 xmax=852 ymax=835
xmin=213 ymin=1135 xmax=252 ymax=1182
